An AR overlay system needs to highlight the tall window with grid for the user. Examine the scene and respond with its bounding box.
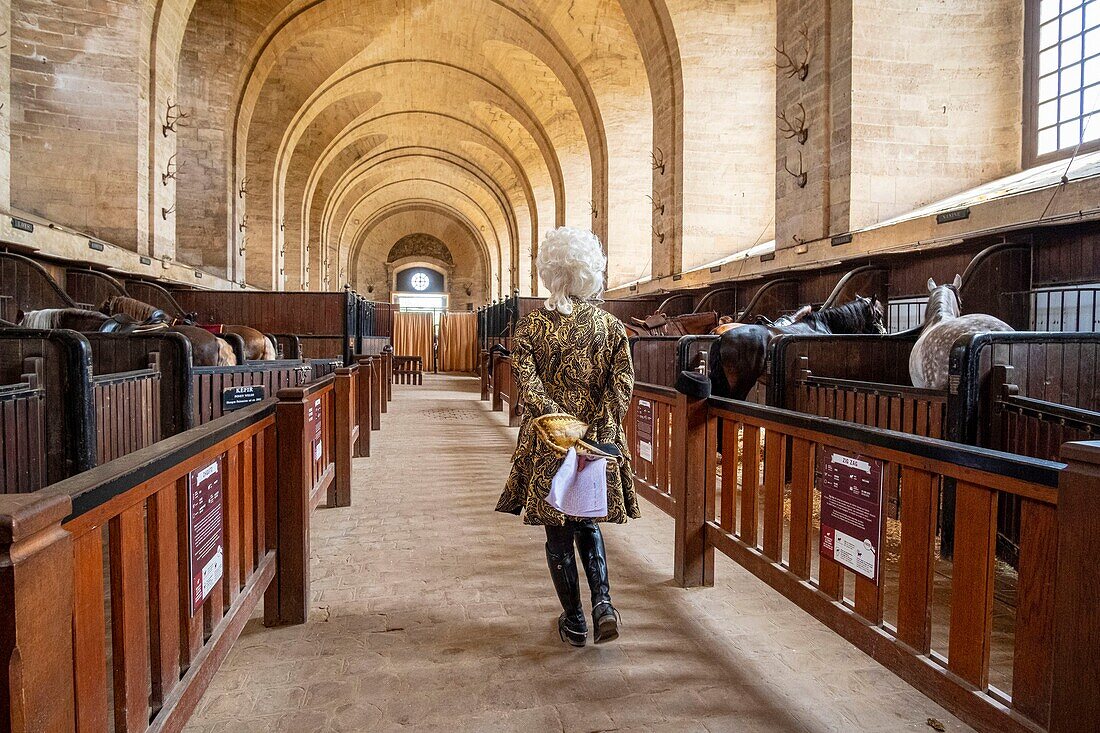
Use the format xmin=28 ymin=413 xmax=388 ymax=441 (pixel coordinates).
xmin=1027 ymin=0 xmax=1100 ymax=164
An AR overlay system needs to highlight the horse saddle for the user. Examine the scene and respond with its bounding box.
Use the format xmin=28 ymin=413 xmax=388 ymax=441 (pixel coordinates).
xmin=631 ymin=314 xmax=668 ymax=330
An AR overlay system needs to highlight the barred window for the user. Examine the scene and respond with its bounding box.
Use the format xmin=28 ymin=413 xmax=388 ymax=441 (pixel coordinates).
xmin=1027 ymin=0 xmax=1100 ymax=163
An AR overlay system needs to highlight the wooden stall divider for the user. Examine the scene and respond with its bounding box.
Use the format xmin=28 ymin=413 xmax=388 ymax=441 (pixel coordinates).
xmin=479 ymin=350 xmax=491 ymax=400
xmin=381 ymin=352 xmax=393 ymax=412
xmin=491 ymin=355 xmax=522 ymax=427
xmin=333 ymin=366 xmax=358 ymax=507
xmin=1050 ymin=441 xmax=1100 ymax=733
xmin=355 ymin=357 xmax=374 ymax=457
xmin=0 ymin=398 xmax=318 ymax=732
xmin=634 ymin=376 xmax=1084 ymax=733
xmin=0 ymin=491 xmax=75 ymax=731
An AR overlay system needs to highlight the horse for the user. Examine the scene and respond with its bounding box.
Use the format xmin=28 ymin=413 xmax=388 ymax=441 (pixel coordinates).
xmin=18 ymin=308 xmax=144 ymax=333
xmin=101 ymin=296 xmax=174 ymax=325
xmin=909 ymin=276 xmax=1012 ymax=390
xmin=626 ymin=311 xmax=719 ymax=337
xmin=709 ymin=295 xmax=886 ymax=400
xmin=713 ymin=306 xmax=813 ymax=336
xmin=171 ymin=325 xmax=237 ymax=367
xmin=103 ymin=297 xmax=275 ymax=361
xmin=202 ymin=324 xmax=277 ymax=361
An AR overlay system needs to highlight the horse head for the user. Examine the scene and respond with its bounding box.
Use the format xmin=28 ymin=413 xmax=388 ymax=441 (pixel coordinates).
xmin=853 ymin=294 xmax=887 ymax=334
xmin=924 ymin=275 xmax=963 ymax=323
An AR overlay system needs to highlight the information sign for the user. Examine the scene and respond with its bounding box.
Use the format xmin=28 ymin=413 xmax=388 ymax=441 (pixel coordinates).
xmin=188 ymin=458 xmax=224 ymax=613
xmin=636 ymin=399 xmax=654 ymax=462
xmin=818 ymin=447 xmax=883 ymax=583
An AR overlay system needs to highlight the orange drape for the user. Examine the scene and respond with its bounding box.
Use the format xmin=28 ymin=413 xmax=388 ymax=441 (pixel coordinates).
xmin=438 ymin=312 xmax=478 ymax=372
xmin=394 ymin=311 xmax=434 ymax=369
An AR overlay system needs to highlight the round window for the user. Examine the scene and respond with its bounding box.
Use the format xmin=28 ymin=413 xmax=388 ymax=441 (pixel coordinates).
xmin=411 ymin=272 xmax=430 ymax=291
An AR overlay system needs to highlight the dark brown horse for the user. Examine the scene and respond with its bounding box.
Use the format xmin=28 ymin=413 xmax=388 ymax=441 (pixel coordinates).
xmin=709 ymin=296 xmax=886 ymax=400
xmin=102 ymin=296 xmax=271 ymax=361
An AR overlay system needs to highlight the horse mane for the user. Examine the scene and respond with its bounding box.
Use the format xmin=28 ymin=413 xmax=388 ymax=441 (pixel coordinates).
xmin=20 ymin=309 xmax=64 ymax=329
xmin=811 ymin=299 xmax=872 ymax=332
xmin=21 ymin=308 xmax=108 ymax=329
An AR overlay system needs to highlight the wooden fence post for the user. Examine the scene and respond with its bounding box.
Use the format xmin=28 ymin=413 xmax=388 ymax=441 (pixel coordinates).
xmin=381 ymin=352 xmax=393 ymax=409
xmin=356 ymin=357 xmax=373 ymax=457
xmin=480 ymin=350 xmax=490 ymax=401
xmin=0 ymin=493 xmax=76 ymax=732
xmin=333 ymin=366 xmax=355 ymax=508
xmin=1051 ymin=441 xmax=1100 ymax=732
xmin=492 ymin=358 xmax=504 ymax=413
xmin=266 ymin=388 xmax=310 ymax=627
xmin=672 ymin=393 xmax=714 ymax=588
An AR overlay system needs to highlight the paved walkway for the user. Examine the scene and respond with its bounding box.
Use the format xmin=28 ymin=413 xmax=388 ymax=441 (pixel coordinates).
xmin=186 ymin=374 xmax=970 ymax=733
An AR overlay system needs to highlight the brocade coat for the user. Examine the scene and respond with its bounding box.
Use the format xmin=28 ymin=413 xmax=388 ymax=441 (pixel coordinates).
xmin=496 ymin=299 xmax=639 ymax=525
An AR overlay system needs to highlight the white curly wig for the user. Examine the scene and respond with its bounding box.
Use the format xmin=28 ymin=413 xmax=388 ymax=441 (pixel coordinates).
xmin=537 ymin=227 xmax=607 ymax=315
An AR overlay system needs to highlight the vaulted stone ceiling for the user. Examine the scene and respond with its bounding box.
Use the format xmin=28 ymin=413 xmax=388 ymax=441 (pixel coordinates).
xmin=10 ymin=0 xmax=780 ymax=297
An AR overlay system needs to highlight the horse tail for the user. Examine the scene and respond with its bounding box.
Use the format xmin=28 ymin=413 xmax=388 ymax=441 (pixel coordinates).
xmin=708 ymin=334 xmax=733 ymax=399
xmin=262 ymin=335 xmax=277 ymax=360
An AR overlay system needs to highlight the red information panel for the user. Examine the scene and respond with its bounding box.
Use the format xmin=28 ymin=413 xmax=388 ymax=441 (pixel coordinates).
xmin=307 ymin=396 xmax=324 ymax=471
xmin=188 ymin=457 xmax=224 ymax=614
xmin=818 ymin=447 xmax=883 ymax=583
xmin=636 ymin=399 xmax=654 ymax=462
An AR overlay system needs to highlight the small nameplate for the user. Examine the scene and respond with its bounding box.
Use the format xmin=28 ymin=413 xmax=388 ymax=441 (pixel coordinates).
xmin=831 ymin=233 xmax=853 ymax=246
xmin=222 ymin=385 xmax=265 ymax=411
xmin=11 ymin=218 xmax=34 ymax=233
xmin=88 ymin=240 xmax=105 ymax=252
xmin=194 ymin=270 xmax=203 ymax=278
xmin=140 ymin=256 xmax=152 ymax=265
xmin=710 ymin=265 xmax=722 ymax=273
xmin=936 ymin=207 xmax=970 ymax=225
xmin=672 ymin=273 xmax=683 ymax=281
xmin=760 ymin=252 xmax=776 ymax=262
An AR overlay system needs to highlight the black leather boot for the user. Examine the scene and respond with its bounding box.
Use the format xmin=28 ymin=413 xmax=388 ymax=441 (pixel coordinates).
xmin=574 ymin=522 xmax=620 ymax=643
xmin=545 ymin=543 xmax=587 ymax=646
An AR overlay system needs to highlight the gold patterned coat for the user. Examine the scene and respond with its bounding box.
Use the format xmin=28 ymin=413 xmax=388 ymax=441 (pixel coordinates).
xmin=496 ymin=299 xmax=639 ymax=525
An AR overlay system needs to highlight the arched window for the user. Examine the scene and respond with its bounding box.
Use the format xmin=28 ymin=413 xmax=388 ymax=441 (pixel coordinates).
xmin=1026 ymin=0 xmax=1100 ymax=165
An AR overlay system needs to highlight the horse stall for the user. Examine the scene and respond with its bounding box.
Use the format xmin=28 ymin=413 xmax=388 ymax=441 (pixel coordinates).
xmin=0 ymin=329 xmax=94 ymax=491
xmin=629 ymin=265 xmax=889 ymax=409
xmin=768 ymin=227 xmax=1100 ymax=563
xmin=169 ymin=288 xmax=360 ymax=364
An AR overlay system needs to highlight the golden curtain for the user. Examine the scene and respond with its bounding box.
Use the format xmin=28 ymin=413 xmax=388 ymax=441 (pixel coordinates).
xmin=438 ymin=311 xmax=478 ymax=372
xmin=394 ymin=311 xmax=435 ymax=369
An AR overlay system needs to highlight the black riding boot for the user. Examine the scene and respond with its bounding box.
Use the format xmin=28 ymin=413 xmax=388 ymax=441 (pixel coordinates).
xmin=574 ymin=522 xmax=620 ymax=643
xmin=545 ymin=543 xmax=588 ymax=646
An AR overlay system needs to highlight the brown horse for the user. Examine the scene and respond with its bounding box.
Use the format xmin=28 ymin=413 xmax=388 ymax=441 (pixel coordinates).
xmin=627 ymin=311 xmax=719 ymax=337
xmin=709 ymin=296 xmax=886 ymax=400
xmin=102 ymin=296 xmax=174 ymax=325
xmin=204 ymin=324 xmax=276 ymax=361
xmin=171 ymin=325 xmax=237 ymax=367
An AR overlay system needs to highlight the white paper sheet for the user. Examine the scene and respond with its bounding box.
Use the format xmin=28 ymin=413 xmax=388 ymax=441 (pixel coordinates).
xmin=545 ymin=448 xmax=608 ymax=518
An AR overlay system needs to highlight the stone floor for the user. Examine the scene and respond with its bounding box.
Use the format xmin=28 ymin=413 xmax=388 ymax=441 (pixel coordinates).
xmin=185 ymin=374 xmax=972 ymax=733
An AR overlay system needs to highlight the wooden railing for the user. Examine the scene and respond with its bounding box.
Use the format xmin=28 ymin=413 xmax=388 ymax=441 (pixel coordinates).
xmin=92 ymin=364 xmax=162 ymax=465
xmin=0 ymin=362 xmax=374 ymax=731
xmin=626 ymin=384 xmax=678 ymax=516
xmin=797 ymin=375 xmax=946 ymax=438
xmin=392 ymin=356 xmax=423 ymax=385
xmin=2 ymin=403 xmax=283 ymax=731
xmin=192 ymin=361 xmax=312 ymax=425
xmin=633 ymin=380 xmax=1099 ymax=733
xmin=275 ymin=367 xmax=356 ymax=510
xmin=492 ymin=354 xmax=521 ymax=427
xmin=0 ymin=364 xmax=46 ymax=494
